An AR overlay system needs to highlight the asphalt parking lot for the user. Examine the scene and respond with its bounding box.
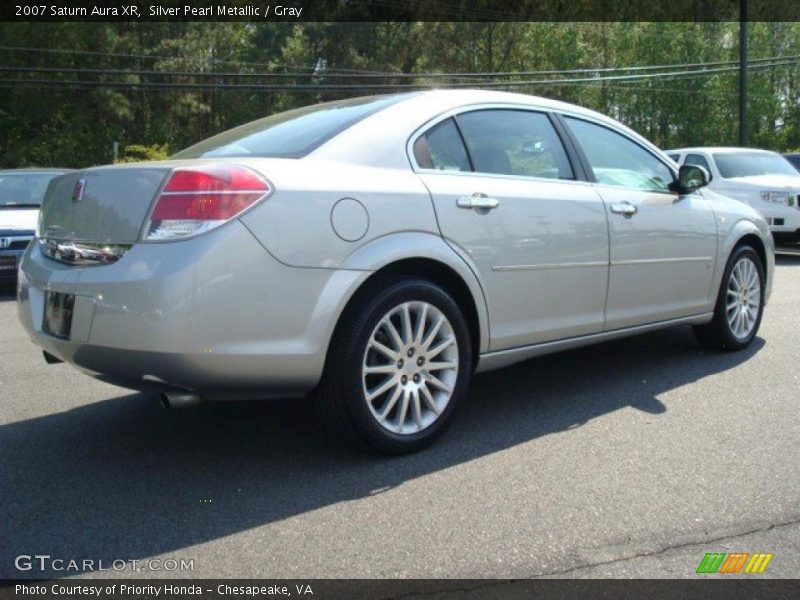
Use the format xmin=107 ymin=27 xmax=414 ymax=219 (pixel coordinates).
xmin=1 ymin=255 xmax=799 ymax=580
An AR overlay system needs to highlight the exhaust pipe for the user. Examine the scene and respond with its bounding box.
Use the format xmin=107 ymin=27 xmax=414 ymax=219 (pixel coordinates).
xmin=159 ymin=391 xmax=202 ymax=409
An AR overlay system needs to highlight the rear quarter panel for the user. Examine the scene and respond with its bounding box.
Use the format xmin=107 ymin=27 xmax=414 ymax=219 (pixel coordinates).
xmin=238 ymin=158 xmax=440 ymax=268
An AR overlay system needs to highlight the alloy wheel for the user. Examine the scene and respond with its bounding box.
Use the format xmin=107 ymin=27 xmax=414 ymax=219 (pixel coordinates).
xmin=361 ymin=301 xmax=459 ymax=435
xmin=726 ymin=256 xmax=761 ymax=339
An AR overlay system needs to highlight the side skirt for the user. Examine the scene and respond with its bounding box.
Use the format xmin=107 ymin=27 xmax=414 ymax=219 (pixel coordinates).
xmin=475 ymin=313 xmax=714 ymax=373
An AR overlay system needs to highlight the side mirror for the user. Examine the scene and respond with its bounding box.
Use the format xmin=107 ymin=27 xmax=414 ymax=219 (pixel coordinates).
xmin=670 ymin=164 xmax=711 ymax=194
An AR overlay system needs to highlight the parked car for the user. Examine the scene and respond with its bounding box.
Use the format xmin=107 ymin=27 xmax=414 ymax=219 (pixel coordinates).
xmin=18 ymin=91 xmax=774 ymax=453
xmin=0 ymin=168 xmax=72 ymax=282
xmin=784 ymin=152 xmax=800 ymax=173
xmin=667 ymin=147 xmax=800 ymax=244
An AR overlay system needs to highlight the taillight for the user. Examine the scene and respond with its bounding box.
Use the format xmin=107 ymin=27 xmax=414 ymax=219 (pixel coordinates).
xmin=143 ymin=164 xmax=270 ymax=241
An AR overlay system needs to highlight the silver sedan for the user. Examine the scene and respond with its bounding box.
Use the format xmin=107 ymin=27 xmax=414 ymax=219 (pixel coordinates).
xmin=17 ymin=90 xmax=774 ymax=454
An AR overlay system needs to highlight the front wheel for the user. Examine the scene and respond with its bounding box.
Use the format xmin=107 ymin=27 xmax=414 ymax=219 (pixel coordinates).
xmin=319 ymin=278 xmax=473 ymax=454
xmin=693 ymin=245 xmax=765 ymax=351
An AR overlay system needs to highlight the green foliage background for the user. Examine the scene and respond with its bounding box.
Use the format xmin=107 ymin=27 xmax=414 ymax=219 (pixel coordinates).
xmin=1 ymin=22 xmax=798 ymax=168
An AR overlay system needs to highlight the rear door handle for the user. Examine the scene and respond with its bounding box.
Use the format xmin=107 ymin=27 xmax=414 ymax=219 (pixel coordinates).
xmin=457 ymin=194 xmax=500 ymax=210
xmin=610 ymin=202 xmax=638 ymax=217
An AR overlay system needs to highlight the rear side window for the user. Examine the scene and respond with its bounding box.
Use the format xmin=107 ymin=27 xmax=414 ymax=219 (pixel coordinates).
xmin=684 ymin=153 xmax=711 ymax=172
xmin=412 ymin=118 xmax=471 ymax=172
xmin=457 ymin=110 xmax=574 ymax=180
xmin=173 ymin=94 xmax=412 ymax=159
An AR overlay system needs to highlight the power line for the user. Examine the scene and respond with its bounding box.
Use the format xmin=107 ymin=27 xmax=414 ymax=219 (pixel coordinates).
xmin=2 ymin=59 xmax=797 ymax=93
xmin=2 ymin=44 xmax=798 ymax=79
xmin=0 ymin=44 xmax=369 ymax=74
xmin=2 ymin=54 xmax=799 ymax=81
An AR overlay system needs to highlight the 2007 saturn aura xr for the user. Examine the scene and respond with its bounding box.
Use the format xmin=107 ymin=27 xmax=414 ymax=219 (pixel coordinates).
xmin=18 ymin=90 xmax=774 ymax=454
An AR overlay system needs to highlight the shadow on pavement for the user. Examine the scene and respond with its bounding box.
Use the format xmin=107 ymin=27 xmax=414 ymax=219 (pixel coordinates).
xmin=0 ymin=324 xmax=764 ymax=578
xmin=0 ymin=280 xmax=16 ymax=301
xmin=775 ymin=254 xmax=800 ymax=266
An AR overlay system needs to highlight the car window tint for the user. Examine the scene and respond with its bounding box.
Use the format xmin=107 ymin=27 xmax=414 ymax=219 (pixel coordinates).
xmin=0 ymin=173 xmax=61 ymax=207
xmin=413 ymin=118 xmax=471 ymax=172
xmin=684 ymin=153 xmax=711 ymax=172
xmin=173 ymin=94 xmax=414 ymax=159
xmin=713 ymin=152 xmax=798 ymax=178
xmin=667 ymin=153 xmax=681 ymax=162
xmin=456 ymin=110 xmax=574 ymax=180
xmin=564 ymin=117 xmax=673 ymax=192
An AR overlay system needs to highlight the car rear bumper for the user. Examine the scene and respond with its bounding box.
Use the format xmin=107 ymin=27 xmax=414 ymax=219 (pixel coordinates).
xmin=17 ymin=221 xmax=367 ymax=399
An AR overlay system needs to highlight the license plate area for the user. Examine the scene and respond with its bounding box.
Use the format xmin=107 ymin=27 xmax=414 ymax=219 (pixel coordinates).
xmin=0 ymin=255 xmax=16 ymax=272
xmin=43 ymin=291 xmax=75 ymax=339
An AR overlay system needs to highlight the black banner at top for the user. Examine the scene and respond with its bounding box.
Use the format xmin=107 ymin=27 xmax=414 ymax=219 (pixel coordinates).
xmin=3 ymin=0 xmax=800 ymax=22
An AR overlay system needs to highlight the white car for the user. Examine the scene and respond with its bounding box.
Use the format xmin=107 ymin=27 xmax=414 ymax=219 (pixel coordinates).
xmin=0 ymin=169 xmax=72 ymax=281
xmin=666 ymin=147 xmax=800 ymax=244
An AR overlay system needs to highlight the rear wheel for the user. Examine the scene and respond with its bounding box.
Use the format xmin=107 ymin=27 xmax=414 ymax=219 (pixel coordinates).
xmin=693 ymin=245 xmax=764 ymax=351
xmin=319 ymin=278 xmax=472 ymax=454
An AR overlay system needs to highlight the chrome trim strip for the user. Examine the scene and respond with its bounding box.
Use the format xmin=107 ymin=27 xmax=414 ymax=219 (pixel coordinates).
xmin=493 ymin=260 xmax=607 ymax=272
xmin=612 ymin=256 xmax=711 ymax=266
xmin=40 ymin=238 xmax=131 ymax=266
xmin=476 ymin=312 xmax=714 ymax=373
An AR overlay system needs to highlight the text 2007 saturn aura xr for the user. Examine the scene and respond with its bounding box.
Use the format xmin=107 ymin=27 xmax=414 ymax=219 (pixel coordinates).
xmin=18 ymin=90 xmax=774 ymax=454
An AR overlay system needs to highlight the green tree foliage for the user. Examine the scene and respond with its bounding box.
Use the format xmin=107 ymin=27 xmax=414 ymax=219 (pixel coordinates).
xmin=115 ymin=143 xmax=170 ymax=163
xmin=0 ymin=22 xmax=798 ymax=168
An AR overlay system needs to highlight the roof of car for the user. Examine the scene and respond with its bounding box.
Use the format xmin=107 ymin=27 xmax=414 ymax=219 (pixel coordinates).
xmin=407 ymin=88 xmax=606 ymax=118
xmin=666 ymin=147 xmax=776 ymax=155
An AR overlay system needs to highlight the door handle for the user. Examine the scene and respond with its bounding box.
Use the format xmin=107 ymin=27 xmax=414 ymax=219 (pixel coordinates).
xmin=457 ymin=194 xmax=500 ymax=210
xmin=610 ymin=202 xmax=638 ymax=217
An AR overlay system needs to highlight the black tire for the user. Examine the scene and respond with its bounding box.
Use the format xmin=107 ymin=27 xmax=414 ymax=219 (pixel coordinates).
xmin=693 ymin=245 xmax=765 ymax=351
xmin=317 ymin=277 xmax=473 ymax=455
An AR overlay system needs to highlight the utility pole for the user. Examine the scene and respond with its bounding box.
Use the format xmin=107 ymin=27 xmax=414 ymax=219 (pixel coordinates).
xmin=739 ymin=0 xmax=748 ymax=146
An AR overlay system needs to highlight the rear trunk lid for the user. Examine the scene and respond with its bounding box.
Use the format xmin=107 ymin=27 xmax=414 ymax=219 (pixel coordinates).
xmin=39 ymin=164 xmax=171 ymax=243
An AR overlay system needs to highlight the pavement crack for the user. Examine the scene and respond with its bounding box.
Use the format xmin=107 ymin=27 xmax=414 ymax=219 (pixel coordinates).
xmin=532 ymin=515 xmax=800 ymax=578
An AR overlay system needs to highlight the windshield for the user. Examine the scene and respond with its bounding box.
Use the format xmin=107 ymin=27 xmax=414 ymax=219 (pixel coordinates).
xmin=173 ymin=94 xmax=413 ymax=159
xmin=0 ymin=173 xmax=62 ymax=207
xmin=714 ymin=152 xmax=798 ymax=178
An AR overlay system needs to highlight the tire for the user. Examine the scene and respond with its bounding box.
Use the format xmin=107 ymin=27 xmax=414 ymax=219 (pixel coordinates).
xmin=317 ymin=277 xmax=473 ymax=455
xmin=693 ymin=245 xmax=765 ymax=351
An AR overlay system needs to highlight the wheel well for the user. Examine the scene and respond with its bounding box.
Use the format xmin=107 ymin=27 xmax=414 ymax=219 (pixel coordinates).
xmin=333 ymin=258 xmax=482 ymax=366
xmin=735 ymin=234 xmax=768 ymax=285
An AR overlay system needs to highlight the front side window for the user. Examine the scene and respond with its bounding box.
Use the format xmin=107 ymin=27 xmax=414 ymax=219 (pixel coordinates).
xmin=412 ymin=118 xmax=471 ymax=172
xmin=684 ymin=153 xmax=711 ymax=172
xmin=456 ymin=109 xmax=574 ymax=180
xmin=564 ymin=117 xmax=674 ymax=192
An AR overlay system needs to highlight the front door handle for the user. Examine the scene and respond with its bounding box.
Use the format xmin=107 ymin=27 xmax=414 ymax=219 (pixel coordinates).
xmin=610 ymin=202 xmax=638 ymax=217
xmin=457 ymin=193 xmax=500 ymax=210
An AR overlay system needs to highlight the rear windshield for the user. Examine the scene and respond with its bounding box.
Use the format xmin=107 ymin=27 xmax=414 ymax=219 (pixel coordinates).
xmin=0 ymin=173 xmax=62 ymax=207
xmin=713 ymin=152 xmax=798 ymax=178
xmin=173 ymin=94 xmax=413 ymax=159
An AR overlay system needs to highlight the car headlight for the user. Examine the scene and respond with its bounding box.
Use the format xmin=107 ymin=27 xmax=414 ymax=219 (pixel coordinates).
xmin=760 ymin=191 xmax=793 ymax=205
